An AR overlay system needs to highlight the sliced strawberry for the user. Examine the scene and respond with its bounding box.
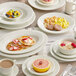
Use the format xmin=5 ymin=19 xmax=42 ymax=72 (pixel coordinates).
xmin=13 ymin=39 xmax=19 ymax=44
xmin=9 ymin=46 xmax=14 ymax=51
xmin=60 ymin=43 xmax=65 ymax=47
xmin=22 ymin=38 xmax=28 ymax=41
xmin=71 ymin=43 xmax=76 ymax=48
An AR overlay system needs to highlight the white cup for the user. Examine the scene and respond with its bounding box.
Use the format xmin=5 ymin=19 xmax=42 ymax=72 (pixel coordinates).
xmin=65 ymin=0 xmax=76 ymax=14
xmin=0 ymin=59 xmax=16 ymax=76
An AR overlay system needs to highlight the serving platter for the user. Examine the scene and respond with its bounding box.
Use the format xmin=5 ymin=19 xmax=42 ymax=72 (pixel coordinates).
xmin=0 ymin=2 xmax=34 ymax=25
xmin=37 ymin=12 xmax=75 ymax=34
xmin=0 ymin=30 xmax=46 ymax=54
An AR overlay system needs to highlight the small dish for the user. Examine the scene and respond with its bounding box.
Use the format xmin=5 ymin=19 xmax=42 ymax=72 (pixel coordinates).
xmin=26 ymin=55 xmax=55 ymax=76
xmin=58 ymin=38 xmax=76 ymax=55
xmin=3 ymin=9 xmax=23 ymax=21
xmin=37 ymin=0 xmax=59 ymax=6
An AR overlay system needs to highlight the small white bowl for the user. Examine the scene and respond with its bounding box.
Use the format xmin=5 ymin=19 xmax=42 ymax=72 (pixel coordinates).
xmin=58 ymin=38 xmax=76 ymax=55
xmin=3 ymin=9 xmax=23 ymax=21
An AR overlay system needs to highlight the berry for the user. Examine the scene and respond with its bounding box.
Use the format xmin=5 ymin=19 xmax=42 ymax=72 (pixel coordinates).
xmin=71 ymin=43 xmax=76 ymax=48
xmin=60 ymin=43 xmax=65 ymax=47
xmin=6 ymin=14 xmax=10 ymax=17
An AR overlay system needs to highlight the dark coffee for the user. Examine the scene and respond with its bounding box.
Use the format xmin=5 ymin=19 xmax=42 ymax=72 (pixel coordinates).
xmin=0 ymin=60 xmax=13 ymax=68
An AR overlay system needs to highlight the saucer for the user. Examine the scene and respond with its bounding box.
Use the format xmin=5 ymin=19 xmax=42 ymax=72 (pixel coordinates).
xmin=28 ymin=0 xmax=65 ymax=10
xmin=0 ymin=65 xmax=19 ymax=76
xmin=50 ymin=42 xmax=76 ymax=62
xmin=22 ymin=55 xmax=60 ymax=76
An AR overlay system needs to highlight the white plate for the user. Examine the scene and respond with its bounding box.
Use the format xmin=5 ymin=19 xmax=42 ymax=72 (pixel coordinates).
xmin=37 ymin=0 xmax=59 ymax=6
xmin=53 ymin=42 xmax=76 ymax=59
xmin=0 ymin=65 xmax=19 ymax=76
xmin=0 ymin=30 xmax=45 ymax=54
xmin=0 ymin=2 xmax=34 ymax=25
xmin=0 ymin=33 xmax=48 ymax=58
xmin=28 ymin=0 xmax=65 ymax=10
xmin=0 ymin=11 xmax=36 ymax=30
xmin=50 ymin=42 xmax=76 ymax=62
xmin=26 ymin=55 xmax=55 ymax=76
xmin=22 ymin=55 xmax=60 ymax=76
xmin=37 ymin=12 xmax=75 ymax=34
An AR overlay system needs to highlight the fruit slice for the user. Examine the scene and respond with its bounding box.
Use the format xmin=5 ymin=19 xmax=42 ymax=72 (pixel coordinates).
xmin=40 ymin=0 xmax=53 ymax=4
xmin=32 ymin=59 xmax=51 ymax=73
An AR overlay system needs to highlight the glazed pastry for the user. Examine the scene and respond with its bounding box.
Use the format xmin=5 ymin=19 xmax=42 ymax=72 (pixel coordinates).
xmin=18 ymin=36 xmax=35 ymax=45
xmin=32 ymin=59 xmax=51 ymax=73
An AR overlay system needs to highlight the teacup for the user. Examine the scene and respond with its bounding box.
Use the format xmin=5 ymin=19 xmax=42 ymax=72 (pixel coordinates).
xmin=0 ymin=59 xmax=16 ymax=75
xmin=65 ymin=0 xmax=76 ymax=14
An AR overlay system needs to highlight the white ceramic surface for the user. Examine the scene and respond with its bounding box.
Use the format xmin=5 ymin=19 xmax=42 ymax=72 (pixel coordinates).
xmin=50 ymin=42 xmax=76 ymax=62
xmin=0 ymin=11 xmax=36 ymax=30
xmin=22 ymin=55 xmax=60 ymax=76
xmin=58 ymin=38 xmax=76 ymax=55
xmin=0 ymin=2 xmax=34 ymax=25
xmin=0 ymin=65 xmax=19 ymax=76
xmin=26 ymin=55 xmax=55 ymax=76
xmin=53 ymin=42 xmax=76 ymax=59
xmin=37 ymin=12 xmax=75 ymax=34
xmin=0 ymin=30 xmax=45 ymax=54
xmin=28 ymin=0 xmax=65 ymax=10
xmin=37 ymin=0 xmax=59 ymax=6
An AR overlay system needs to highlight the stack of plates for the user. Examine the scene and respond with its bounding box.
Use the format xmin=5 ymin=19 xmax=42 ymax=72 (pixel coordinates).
xmin=0 ymin=29 xmax=48 ymax=59
xmin=22 ymin=55 xmax=60 ymax=76
xmin=28 ymin=0 xmax=65 ymax=10
xmin=50 ymin=41 xmax=76 ymax=62
xmin=0 ymin=2 xmax=36 ymax=30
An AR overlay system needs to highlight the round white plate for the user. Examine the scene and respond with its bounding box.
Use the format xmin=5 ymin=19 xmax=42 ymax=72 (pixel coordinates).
xmin=37 ymin=0 xmax=59 ymax=6
xmin=0 ymin=11 xmax=36 ymax=30
xmin=0 ymin=33 xmax=48 ymax=58
xmin=0 ymin=65 xmax=19 ymax=76
xmin=28 ymin=0 xmax=65 ymax=10
xmin=22 ymin=55 xmax=60 ymax=76
xmin=50 ymin=42 xmax=76 ymax=62
xmin=53 ymin=42 xmax=76 ymax=59
xmin=37 ymin=12 xmax=75 ymax=34
xmin=0 ymin=2 xmax=34 ymax=25
xmin=26 ymin=55 xmax=55 ymax=76
xmin=0 ymin=30 xmax=45 ymax=54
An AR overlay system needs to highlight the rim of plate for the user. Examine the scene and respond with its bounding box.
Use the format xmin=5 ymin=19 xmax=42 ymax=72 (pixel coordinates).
xmin=22 ymin=55 xmax=60 ymax=76
xmin=0 ymin=33 xmax=48 ymax=58
xmin=50 ymin=42 xmax=76 ymax=62
xmin=28 ymin=0 xmax=65 ymax=10
xmin=0 ymin=2 xmax=34 ymax=25
xmin=0 ymin=11 xmax=36 ymax=30
xmin=37 ymin=12 xmax=75 ymax=34
xmin=26 ymin=55 xmax=55 ymax=76
xmin=0 ymin=30 xmax=46 ymax=54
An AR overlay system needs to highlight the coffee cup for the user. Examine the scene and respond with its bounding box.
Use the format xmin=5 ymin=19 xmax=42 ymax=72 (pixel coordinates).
xmin=65 ymin=0 xmax=76 ymax=14
xmin=0 ymin=59 xmax=16 ymax=75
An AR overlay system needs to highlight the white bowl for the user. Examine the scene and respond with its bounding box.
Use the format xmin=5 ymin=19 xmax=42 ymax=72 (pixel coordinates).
xmin=58 ymin=38 xmax=76 ymax=55
xmin=26 ymin=55 xmax=55 ymax=76
xmin=3 ymin=8 xmax=23 ymax=21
